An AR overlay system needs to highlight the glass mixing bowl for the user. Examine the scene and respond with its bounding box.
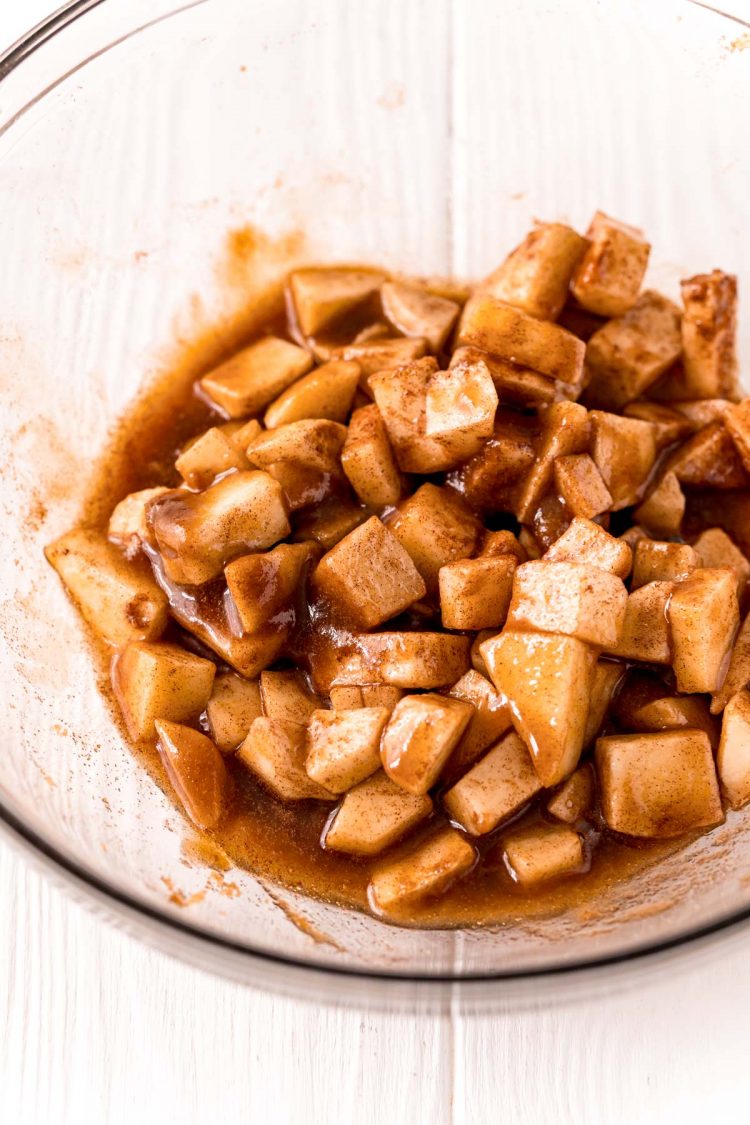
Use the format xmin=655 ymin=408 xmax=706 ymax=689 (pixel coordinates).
xmin=2 ymin=0 xmax=750 ymax=1010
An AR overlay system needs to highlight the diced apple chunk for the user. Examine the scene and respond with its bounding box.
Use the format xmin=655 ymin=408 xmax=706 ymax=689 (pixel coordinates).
xmin=584 ymin=661 xmax=625 ymax=746
xmin=666 ymin=423 xmax=747 ymax=490
xmin=589 ymin=411 xmax=657 ymax=510
xmin=313 ymin=516 xmax=426 ymax=627
xmin=631 ymin=540 xmax=698 ymax=588
xmin=46 ymin=528 xmax=168 ymax=646
xmin=247 ymin=419 xmax=347 ymax=475
xmin=305 ymin=707 xmax=389 ymax=793
xmin=669 ymin=568 xmax=739 ymax=693
xmin=450 ymin=346 xmax=560 ymax=407
xmin=155 ymin=720 xmax=227 ymax=829
xmin=712 ymin=611 xmax=750 ymax=714
xmin=175 ymin=427 xmax=250 ymax=489
xmin=717 ymin=690 xmax=750 ymax=809
xmin=381 ymin=694 xmax=474 ymax=794
xmin=547 ymin=763 xmax=595 ymax=824
xmin=292 ymin=496 xmax=367 ymax=550
xmin=584 ymin=292 xmax=681 ymax=409
xmin=228 ymin=418 xmax=263 ymax=451
xmin=368 ymin=827 xmax=476 ymax=913
xmin=694 ymin=529 xmax=750 ymax=599
xmin=387 ymin=483 xmax=481 ymax=591
xmin=457 ymin=294 xmax=585 ymax=385
xmin=205 ymin=672 xmax=262 ymax=753
xmin=507 ymin=560 xmax=627 ymax=647
xmin=571 ymin=211 xmax=650 ymax=317
xmin=329 ymin=685 xmax=404 ymax=712
xmin=335 ymin=336 xmax=427 ymax=377
xmin=237 ymin=717 xmax=334 ymax=800
xmin=503 ymin=823 xmax=584 ymax=887
xmin=112 ymin=641 xmax=216 ymax=740
xmin=380 ymin=280 xmax=460 ymax=352
xmin=613 ymin=672 xmax=719 ymax=747
xmin=478 ymin=221 xmax=586 ymax=320
xmin=623 ymin=401 xmax=694 ymax=449
xmin=333 ymin=632 xmax=471 ymax=690
xmin=443 ymin=670 xmax=513 ymax=782
xmin=515 ymin=401 xmax=590 ymax=522
xmin=439 ymin=556 xmax=516 ymax=631
xmin=605 ymin=582 xmax=673 ymax=665
xmin=680 ymin=271 xmax=738 ymax=399
xmin=108 ymin=487 xmax=170 ymax=552
xmin=456 ymin=409 xmax=538 ymax=511
xmin=340 ymin=404 xmax=403 ymax=508
xmin=725 ymin=399 xmax=750 ymax=474
xmin=324 ymin=771 xmax=433 ymax=856
xmin=480 ymin=631 xmax=596 ymax=785
xmin=289 ymin=267 xmax=385 ymax=337
xmin=200 ymin=337 xmax=313 ymax=417
xmin=263 ymin=360 xmax=360 ymax=428
xmin=150 ymin=471 xmax=290 ymax=585
xmin=478 ymin=529 xmax=527 ymax=562
xmin=225 ymin=542 xmax=312 ymax=633
xmin=553 ymin=453 xmax=612 ymax=519
xmin=443 ymin=731 xmax=541 ymax=835
xmin=259 ymin=669 xmax=321 ymax=725
xmin=596 ymin=730 xmax=723 ymax=837
xmin=633 ymin=472 xmax=685 ymax=537
xmin=423 ymin=360 xmax=498 ymax=462
xmin=544 ymin=517 xmax=633 ymax=579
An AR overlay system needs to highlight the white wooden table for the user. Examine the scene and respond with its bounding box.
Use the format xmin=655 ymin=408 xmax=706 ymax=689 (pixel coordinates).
xmin=4 ymin=3 xmax=750 ymax=1122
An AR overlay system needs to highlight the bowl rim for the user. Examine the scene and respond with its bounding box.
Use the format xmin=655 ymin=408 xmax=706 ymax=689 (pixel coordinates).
xmin=2 ymin=0 xmax=750 ymax=998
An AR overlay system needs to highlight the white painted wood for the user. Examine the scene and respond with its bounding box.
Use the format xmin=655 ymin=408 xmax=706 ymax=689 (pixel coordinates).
xmin=4 ymin=3 xmax=750 ymax=1124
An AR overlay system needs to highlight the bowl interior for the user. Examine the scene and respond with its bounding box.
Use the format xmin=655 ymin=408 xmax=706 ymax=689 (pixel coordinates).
xmin=1 ymin=0 xmax=750 ymax=981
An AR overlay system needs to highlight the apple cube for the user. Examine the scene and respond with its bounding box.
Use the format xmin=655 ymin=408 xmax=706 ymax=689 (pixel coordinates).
xmin=387 ymin=483 xmax=481 ymax=591
xmin=175 ymin=427 xmax=250 ymax=489
xmin=329 ymin=685 xmax=403 ymax=712
xmin=150 ymin=471 xmax=290 ymax=585
xmin=423 ymin=359 xmax=498 ymax=462
xmin=313 ymin=516 xmax=426 ymax=628
xmin=695 ymin=529 xmax=750 ymax=601
xmin=247 ymin=419 xmax=347 ymax=476
xmin=259 ymin=669 xmax=321 ymax=726
xmin=108 ymin=487 xmax=170 ymax=552
xmin=633 ymin=472 xmax=685 ymax=537
xmin=680 ymin=270 xmax=738 ymax=399
xmin=263 ymin=359 xmax=360 ymax=428
xmin=200 ymin=336 xmax=312 ymax=417
xmin=292 ymin=497 xmax=367 ymax=550
xmin=457 ymin=293 xmax=585 ymax=384
xmin=443 ymin=730 xmax=541 ymax=835
xmin=323 ymin=771 xmax=433 ymax=856
xmin=571 ymin=211 xmax=650 ymax=317
xmin=478 ymin=221 xmax=586 ymax=320
xmin=225 ymin=542 xmax=311 ymax=634
xmin=457 ymin=409 xmax=538 ymax=511
xmin=205 ymin=672 xmax=263 ymax=753
xmin=305 ymin=706 xmax=389 ymax=793
xmin=516 ymin=401 xmax=590 ymax=522
xmin=725 ymin=399 xmax=750 ymax=476
xmin=368 ymin=827 xmax=476 ymax=914
xmin=155 ymin=720 xmax=227 ymax=829
xmin=589 ymin=411 xmax=657 ymax=510
xmin=553 ymin=453 xmax=612 ymax=519
xmin=380 ymin=279 xmax=460 ymax=351
xmin=237 ymin=717 xmax=334 ymax=800
xmin=335 ymin=336 xmax=427 ymax=378
xmin=46 ymin=528 xmax=168 ymax=647
xmin=480 ymin=630 xmax=596 ymax=785
xmin=596 ymin=730 xmax=723 ymax=837
xmin=669 ymin=568 xmax=739 ymax=693
xmin=503 ymin=823 xmax=584 ymax=887
xmin=546 ymin=763 xmax=595 ymax=824
xmin=450 ymin=345 xmax=560 ymax=408
xmin=443 ymin=671 xmax=513 ymax=782
xmin=507 ymin=560 xmax=628 ymax=647
xmin=334 ymin=632 xmax=471 ymax=690
xmin=717 ymin=690 xmax=750 ymax=809
xmin=666 ymin=422 xmax=747 ymax=490
xmin=369 ymin=357 xmax=455 ymax=473
xmin=381 ymin=694 xmax=474 ymax=794
xmin=289 ymin=267 xmax=385 ymax=337
xmin=631 ymin=540 xmax=698 ymax=588
xmin=584 ymin=660 xmax=625 ymax=746
xmin=112 ymin=641 xmax=215 ymax=740
xmin=340 ymin=404 xmax=404 ymax=508
xmin=544 ymin=517 xmax=633 ymax=579
xmin=712 ymin=611 xmax=750 ymax=714
xmin=613 ymin=672 xmax=719 ymax=747
xmin=623 ymin=401 xmax=694 ymax=449
xmin=439 ymin=556 xmax=516 ymax=631
xmin=584 ymin=291 xmax=682 ymax=409
xmin=605 ymin=581 xmax=673 ymax=665
xmin=478 ymin=529 xmax=527 ymax=562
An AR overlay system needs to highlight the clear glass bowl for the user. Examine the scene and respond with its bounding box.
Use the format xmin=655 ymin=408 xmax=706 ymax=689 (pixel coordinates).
xmin=2 ymin=0 xmax=750 ymax=1009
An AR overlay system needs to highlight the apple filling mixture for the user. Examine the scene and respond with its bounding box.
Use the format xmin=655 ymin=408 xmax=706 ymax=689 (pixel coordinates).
xmin=46 ymin=212 xmax=750 ymax=922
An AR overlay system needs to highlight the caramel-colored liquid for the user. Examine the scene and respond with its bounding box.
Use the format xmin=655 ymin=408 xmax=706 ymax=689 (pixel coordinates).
xmin=81 ymin=286 xmax=692 ymax=929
